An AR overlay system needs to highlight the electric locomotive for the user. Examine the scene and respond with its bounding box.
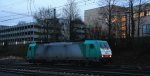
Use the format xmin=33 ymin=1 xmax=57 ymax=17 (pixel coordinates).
xmin=26 ymin=40 xmax=112 ymax=64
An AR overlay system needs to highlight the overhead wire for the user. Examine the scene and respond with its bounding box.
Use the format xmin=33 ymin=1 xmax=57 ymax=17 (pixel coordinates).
xmin=1 ymin=0 xmax=92 ymax=16
xmin=0 ymin=0 xmax=26 ymax=11
xmin=0 ymin=15 xmax=21 ymax=19
xmin=0 ymin=16 xmax=31 ymax=22
xmin=1 ymin=10 xmax=32 ymax=17
xmin=49 ymin=0 xmax=95 ymax=16
xmin=53 ymin=0 xmax=92 ymax=9
xmin=29 ymin=0 xmax=33 ymax=15
xmin=0 ymin=0 xmax=31 ymax=22
xmin=32 ymin=0 xmax=38 ymax=11
xmin=0 ymin=0 xmax=97 ymax=22
xmin=0 ymin=10 xmax=33 ymax=22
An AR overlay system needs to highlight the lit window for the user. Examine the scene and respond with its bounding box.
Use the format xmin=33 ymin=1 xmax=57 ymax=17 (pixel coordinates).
xmin=112 ymin=17 xmax=117 ymax=23
xmin=134 ymin=12 xmax=145 ymax=18
xmin=121 ymin=25 xmax=126 ymax=31
xmin=147 ymin=10 xmax=150 ymax=16
xmin=120 ymin=22 xmax=126 ymax=31
xmin=121 ymin=33 xmax=126 ymax=38
xmin=122 ymin=22 xmax=126 ymax=26
xmin=140 ymin=12 xmax=144 ymax=17
xmin=121 ymin=16 xmax=126 ymax=22
xmin=134 ymin=13 xmax=138 ymax=18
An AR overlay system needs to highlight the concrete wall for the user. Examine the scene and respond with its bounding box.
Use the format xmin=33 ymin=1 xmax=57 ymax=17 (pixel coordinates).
xmin=84 ymin=7 xmax=108 ymax=30
xmin=134 ymin=16 xmax=150 ymax=37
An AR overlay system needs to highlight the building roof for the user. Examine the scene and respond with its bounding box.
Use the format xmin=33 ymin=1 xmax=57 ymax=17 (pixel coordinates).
xmin=133 ymin=3 xmax=150 ymax=12
xmin=0 ymin=25 xmax=9 ymax=30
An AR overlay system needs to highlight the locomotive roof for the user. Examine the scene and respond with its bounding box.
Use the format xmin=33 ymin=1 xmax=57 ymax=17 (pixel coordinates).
xmin=30 ymin=40 xmax=108 ymax=46
xmin=35 ymin=42 xmax=83 ymax=46
xmin=84 ymin=40 xmax=107 ymax=44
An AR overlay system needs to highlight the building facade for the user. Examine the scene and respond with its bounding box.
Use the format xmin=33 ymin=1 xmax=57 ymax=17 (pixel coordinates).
xmin=0 ymin=18 xmax=86 ymax=46
xmin=84 ymin=4 xmax=150 ymax=38
xmin=84 ymin=5 xmax=127 ymax=38
xmin=0 ymin=23 xmax=43 ymax=46
xmin=133 ymin=3 xmax=150 ymax=37
xmin=0 ymin=20 xmax=69 ymax=46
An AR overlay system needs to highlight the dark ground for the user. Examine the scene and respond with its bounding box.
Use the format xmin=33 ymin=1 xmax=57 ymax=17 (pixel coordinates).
xmin=0 ymin=72 xmax=22 ymax=76
xmin=112 ymin=48 xmax=150 ymax=66
xmin=0 ymin=40 xmax=149 ymax=66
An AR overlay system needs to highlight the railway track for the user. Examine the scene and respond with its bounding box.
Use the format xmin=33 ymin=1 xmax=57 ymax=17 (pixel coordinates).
xmin=0 ymin=63 xmax=150 ymax=76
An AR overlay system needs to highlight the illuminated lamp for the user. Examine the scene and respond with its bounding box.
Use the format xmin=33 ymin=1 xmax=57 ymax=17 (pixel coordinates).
xmin=2 ymin=42 xmax=4 ymax=46
xmin=24 ymin=41 xmax=26 ymax=44
xmin=16 ymin=41 xmax=18 ymax=45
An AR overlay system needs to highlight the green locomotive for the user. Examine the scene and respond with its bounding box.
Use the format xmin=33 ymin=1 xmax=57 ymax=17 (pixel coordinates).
xmin=27 ymin=40 xmax=112 ymax=63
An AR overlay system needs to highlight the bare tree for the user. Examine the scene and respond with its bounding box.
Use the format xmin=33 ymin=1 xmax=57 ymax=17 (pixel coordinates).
xmin=98 ymin=0 xmax=116 ymax=39
xmin=33 ymin=7 xmax=60 ymax=42
xmin=112 ymin=11 xmax=122 ymax=38
xmin=128 ymin=0 xmax=136 ymax=39
xmin=137 ymin=0 xmax=142 ymax=37
xmin=63 ymin=0 xmax=79 ymax=21
xmin=63 ymin=0 xmax=80 ymax=41
xmin=34 ymin=7 xmax=55 ymax=22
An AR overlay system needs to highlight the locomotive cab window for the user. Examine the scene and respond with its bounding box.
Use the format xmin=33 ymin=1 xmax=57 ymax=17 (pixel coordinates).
xmin=100 ymin=43 xmax=110 ymax=49
xmin=90 ymin=44 xmax=94 ymax=48
xmin=100 ymin=43 xmax=106 ymax=48
xmin=29 ymin=47 xmax=32 ymax=51
xmin=34 ymin=46 xmax=36 ymax=50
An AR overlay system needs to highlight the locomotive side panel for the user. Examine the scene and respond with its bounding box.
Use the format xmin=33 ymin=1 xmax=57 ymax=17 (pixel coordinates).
xmin=34 ymin=44 xmax=46 ymax=60
xmin=46 ymin=45 xmax=67 ymax=60
xmin=65 ymin=44 xmax=83 ymax=60
xmin=45 ymin=43 xmax=84 ymax=61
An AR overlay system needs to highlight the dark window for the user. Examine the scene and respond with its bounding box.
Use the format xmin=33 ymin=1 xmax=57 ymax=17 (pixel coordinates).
xmin=90 ymin=44 xmax=94 ymax=48
xmin=29 ymin=47 xmax=32 ymax=51
xmin=34 ymin=46 xmax=36 ymax=50
xmin=100 ymin=43 xmax=109 ymax=49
